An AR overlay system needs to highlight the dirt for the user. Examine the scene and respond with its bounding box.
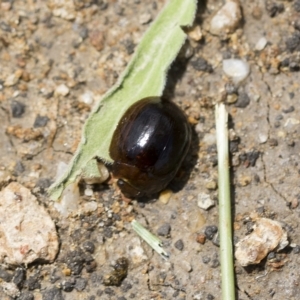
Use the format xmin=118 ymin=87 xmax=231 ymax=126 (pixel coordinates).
xmin=1 ymin=0 xmax=300 ymax=299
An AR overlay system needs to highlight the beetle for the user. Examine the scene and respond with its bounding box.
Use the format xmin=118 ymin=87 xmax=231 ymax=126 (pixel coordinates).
xmin=109 ymin=96 xmax=191 ymax=198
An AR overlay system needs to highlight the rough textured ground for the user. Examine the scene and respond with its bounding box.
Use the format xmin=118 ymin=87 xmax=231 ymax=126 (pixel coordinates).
xmin=1 ymin=0 xmax=300 ymax=299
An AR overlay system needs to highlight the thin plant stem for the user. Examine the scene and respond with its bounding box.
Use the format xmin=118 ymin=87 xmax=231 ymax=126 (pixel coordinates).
xmin=215 ymin=103 xmax=236 ymax=300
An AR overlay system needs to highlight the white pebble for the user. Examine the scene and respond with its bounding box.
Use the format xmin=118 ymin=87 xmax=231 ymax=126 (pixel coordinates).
xmin=258 ymin=133 xmax=268 ymax=144
xmin=55 ymin=84 xmax=70 ymax=97
xmin=255 ymin=37 xmax=268 ymax=51
xmin=79 ymin=91 xmax=94 ymax=105
xmin=210 ymin=1 xmax=242 ymax=36
xmin=84 ymin=188 xmax=93 ymax=197
xmin=139 ymin=13 xmax=152 ymax=25
xmin=223 ymin=59 xmax=250 ymax=84
xmin=197 ymin=193 xmax=215 ymax=210
xmin=82 ymin=201 xmax=98 ymax=213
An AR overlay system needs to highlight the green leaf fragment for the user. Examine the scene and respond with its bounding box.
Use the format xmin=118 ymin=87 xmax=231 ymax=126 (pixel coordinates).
xmin=131 ymin=219 xmax=169 ymax=259
xmin=49 ymin=0 xmax=197 ymax=200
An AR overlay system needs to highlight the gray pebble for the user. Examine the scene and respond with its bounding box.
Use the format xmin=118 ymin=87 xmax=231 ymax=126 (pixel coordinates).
xmin=235 ymin=92 xmax=250 ymax=108
xmin=157 ymin=223 xmax=171 ymax=236
xmin=268 ymin=138 xmax=278 ymax=147
xmin=74 ymin=277 xmax=87 ymax=291
xmin=18 ymin=291 xmax=34 ymax=300
xmin=294 ymin=0 xmax=300 ymax=13
xmin=190 ymin=57 xmax=213 ymax=73
xmin=11 ymin=100 xmax=25 ymax=118
xmin=33 ymin=115 xmax=49 ymax=128
xmin=61 ymin=277 xmax=76 ymax=292
xmin=204 ymin=225 xmax=218 ymax=240
xmin=82 ymin=241 xmax=95 ymax=254
xmin=12 ymin=268 xmax=25 ymax=288
xmin=202 ymin=256 xmax=211 ymax=264
xmin=42 ymin=287 xmax=64 ymax=300
xmin=293 ymin=245 xmax=300 ymax=254
xmin=25 ymin=274 xmax=40 ymax=290
xmin=286 ymin=32 xmax=300 ymax=53
xmin=35 ymin=178 xmax=52 ymax=193
xmin=282 ymin=106 xmax=294 ymax=114
xmin=210 ymin=258 xmax=220 ymax=268
xmin=174 ymin=239 xmax=184 ymax=251
xmin=0 ymin=267 xmax=13 ymax=282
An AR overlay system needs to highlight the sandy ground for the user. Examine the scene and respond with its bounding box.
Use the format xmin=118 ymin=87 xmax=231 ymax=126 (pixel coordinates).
xmin=1 ymin=0 xmax=300 ymax=299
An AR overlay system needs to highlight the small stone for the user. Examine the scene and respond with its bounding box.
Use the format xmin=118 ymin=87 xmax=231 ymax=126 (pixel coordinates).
xmin=282 ymin=106 xmax=295 ymax=114
xmin=226 ymin=93 xmax=238 ymax=104
xmin=188 ymin=25 xmax=203 ymax=41
xmin=157 ymin=223 xmax=171 ymax=237
xmin=0 ymin=182 xmax=59 ymax=265
xmin=293 ymin=245 xmax=300 ymax=254
xmin=33 ymin=115 xmax=49 ymax=128
xmin=0 ymin=267 xmax=13 ymax=282
xmin=62 ymin=268 xmax=71 ymax=276
xmin=286 ymin=32 xmax=300 ymax=53
xmin=268 ymin=138 xmax=278 ymax=147
xmin=290 ymin=198 xmax=299 ymax=209
xmin=89 ymin=29 xmax=105 ymax=51
xmin=4 ymin=70 xmax=23 ymax=86
xmin=55 ymin=84 xmax=69 ymax=96
xmin=35 ymin=178 xmax=52 ymax=193
xmin=285 ymin=118 xmax=300 ymax=127
xmin=295 ymin=0 xmax=300 ymax=12
xmin=174 ymin=239 xmax=184 ymax=251
xmin=25 ymin=274 xmax=40 ymax=290
xmin=11 ymin=100 xmax=25 ymax=118
xmin=61 ymin=278 xmax=76 ymax=292
xmin=210 ymin=258 xmax=220 ymax=268
xmin=210 ymin=1 xmax=242 ymax=36
xmin=255 ymin=37 xmax=268 ymax=51
xmin=205 ymin=180 xmax=217 ymax=190
xmin=204 ymin=225 xmax=218 ymax=240
xmin=202 ymin=255 xmax=210 ymax=264
xmin=139 ymin=12 xmax=152 ymax=24
xmin=196 ymin=234 xmax=206 ymax=245
xmin=258 ymin=133 xmax=268 ymax=144
xmin=82 ymin=201 xmax=98 ymax=213
xmin=12 ymin=268 xmax=25 ymax=288
xmin=179 ymin=260 xmax=192 ymax=272
xmin=252 ymin=6 xmax=262 ymax=19
xmin=223 ymin=59 xmax=250 ymax=84
xmin=235 ymin=218 xmax=289 ymax=266
xmin=79 ymin=91 xmax=94 ymax=105
xmin=212 ymin=232 xmax=220 ymax=247
xmin=159 ymin=189 xmax=172 ymax=204
xmin=190 ymin=57 xmax=213 ymax=73
xmin=18 ymin=291 xmax=34 ymax=300
xmin=42 ymin=286 xmax=63 ymax=300
xmin=235 ymin=92 xmax=250 ymax=108
xmin=197 ymin=193 xmax=215 ymax=210
xmin=74 ymin=277 xmax=87 ymax=291
xmin=238 ymin=175 xmax=251 ymax=186
xmin=2 ymin=282 xmax=20 ymax=298
xmin=265 ymin=1 xmax=284 ymax=18
xmin=82 ymin=241 xmax=95 ymax=254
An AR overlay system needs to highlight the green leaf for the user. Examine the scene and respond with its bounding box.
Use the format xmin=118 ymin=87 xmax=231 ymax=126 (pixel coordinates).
xmin=49 ymin=0 xmax=197 ymax=200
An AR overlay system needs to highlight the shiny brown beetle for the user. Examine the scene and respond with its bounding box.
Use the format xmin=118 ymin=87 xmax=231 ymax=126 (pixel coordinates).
xmin=109 ymin=97 xmax=191 ymax=198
